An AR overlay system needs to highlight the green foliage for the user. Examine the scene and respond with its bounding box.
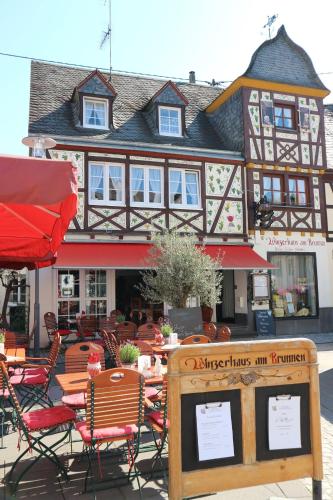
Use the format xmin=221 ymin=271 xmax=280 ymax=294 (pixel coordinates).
xmin=161 ymin=324 xmax=173 ymax=337
xmin=116 ymin=314 xmax=126 ymax=323
xmin=138 ymin=232 xmax=223 ymax=309
xmin=119 ymin=344 xmax=140 ymax=364
xmin=0 ymin=330 xmax=5 ymax=343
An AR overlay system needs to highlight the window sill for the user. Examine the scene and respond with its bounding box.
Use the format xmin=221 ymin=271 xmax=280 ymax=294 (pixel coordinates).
xmin=82 ymin=124 xmax=110 ymax=131
xmin=130 ymin=203 xmax=165 ymax=209
xmin=88 ymin=201 xmax=125 ymax=207
xmin=169 ymin=205 xmax=202 ymax=211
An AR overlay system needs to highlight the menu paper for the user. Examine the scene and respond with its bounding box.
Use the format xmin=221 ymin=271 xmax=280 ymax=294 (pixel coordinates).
xmin=268 ymin=395 xmax=301 ymax=450
xmin=196 ymin=402 xmax=235 ymax=461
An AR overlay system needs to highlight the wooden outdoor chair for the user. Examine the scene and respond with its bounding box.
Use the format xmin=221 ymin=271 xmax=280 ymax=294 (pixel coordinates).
xmin=0 ymin=353 xmax=11 ymax=447
xmin=44 ymin=312 xmax=72 ymax=343
xmin=100 ymin=330 xmax=121 ymax=368
xmin=202 ymin=322 xmax=217 ymax=341
xmin=135 ymin=340 xmax=154 ymax=356
xmin=216 ymin=325 xmax=231 ymax=342
xmin=137 ymin=323 xmax=159 ymax=340
xmin=4 ymin=323 xmax=36 ymax=352
xmin=115 ymin=321 xmax=137 ymax=344
xmin=181 ymin=334 xmax=211 ymax=345
xmin=75 ymin=368 xmax=145 ymax=494
xmin=76 ymin=316 xmax=100 ymax=341
xmin=0 ymin=359 xmax=75 ymax=496
xmin=9 ymin=332 xmax=61 ymax=411
xmin=147 ymin=376 xmax=169 ymax=475
xmin=99 ymin=317 xmax=117 ymax=334
xmin=61 ymin=342 xmax=105 ymax=410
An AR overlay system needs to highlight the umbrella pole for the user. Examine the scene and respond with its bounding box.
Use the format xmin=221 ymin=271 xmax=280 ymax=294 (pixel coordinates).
xmin=33 ymin=268 xmax=40 ymax=356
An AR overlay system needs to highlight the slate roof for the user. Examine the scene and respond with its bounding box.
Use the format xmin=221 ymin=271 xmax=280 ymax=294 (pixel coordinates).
xmin=29 ymin=61 xmax=226 ymax=151
xmin=243 ymin=25 xmax=328 ymax=91
xmin=325 ymin=105 xmax=333 ymax=168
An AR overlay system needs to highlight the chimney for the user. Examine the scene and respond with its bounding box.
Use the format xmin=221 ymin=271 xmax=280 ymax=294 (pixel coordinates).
xmin=189 ymin=71 xmax=196 ymax=84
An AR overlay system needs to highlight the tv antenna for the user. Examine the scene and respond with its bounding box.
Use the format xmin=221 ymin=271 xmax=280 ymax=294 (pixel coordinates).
xmin=100 ymin=0 xmax=112 ymax=81
xmin=263 ymin=14 xmax=278 ymax=39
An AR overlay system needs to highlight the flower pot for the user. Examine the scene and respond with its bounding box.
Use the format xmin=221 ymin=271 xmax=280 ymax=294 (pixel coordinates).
xmin=168 ymin=306 xmax=203 ymax=338
xmin=201 ymin=305 xmax=213 ymax=323
xmin=0 ymin=343 xmax=4 ymax=355
xmin=121 ymin=363 xmax=135 ymax=369
xmin=87 ymin=361 xmax=101 ymax=379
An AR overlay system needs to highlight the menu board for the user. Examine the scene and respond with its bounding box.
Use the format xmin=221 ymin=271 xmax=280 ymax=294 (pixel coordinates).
xmin=255 ymin=310 xmax=275 ymax=336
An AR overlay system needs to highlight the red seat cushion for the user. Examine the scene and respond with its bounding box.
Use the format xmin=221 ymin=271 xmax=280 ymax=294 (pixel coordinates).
xmin=0 ymin=388 xmax=9 ymax=397
xmin=144 ymin=387 xmax=158 ymax=399
xmin=22 ymin=405 xmax=76 ymax=431
xmin=76 ymin=420 xmax=138 ymax=443
xmin=62 ymin=392 xmax=86 ymax=409
xmin=9 ymin=372 xmax=48 ymax=385
xmin=11 ymin=367 xmax=48 ymax=376
xmin=148 ymin=410 xmax=169 ymax=428
xmin=57 ymin=329 xmax=72 ymax=336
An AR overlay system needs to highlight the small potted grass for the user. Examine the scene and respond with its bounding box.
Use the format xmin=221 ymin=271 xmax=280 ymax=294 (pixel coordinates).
xmin=161 ymin=324 xmax=173 ymax=345
xmin=0 ymin=330 xmax=5 ymax=355
xmin=119 ymin=343 xmax=140 ymax=369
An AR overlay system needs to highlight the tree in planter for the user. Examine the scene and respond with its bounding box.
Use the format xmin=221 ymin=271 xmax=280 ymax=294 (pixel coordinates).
xmin=138 ymin=231 xmax=223 ymax=315
xmin=0 ymin=270 xmax=26 ymax=329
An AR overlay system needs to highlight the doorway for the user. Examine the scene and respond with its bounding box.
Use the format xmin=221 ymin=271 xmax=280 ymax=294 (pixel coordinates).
xmin=216 ymin=270 xmax=235 ymax=323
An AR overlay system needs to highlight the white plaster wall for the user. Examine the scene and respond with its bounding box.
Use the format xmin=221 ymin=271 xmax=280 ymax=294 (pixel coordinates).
xmin=252 ymin=232 xmax=333 ymax=309
xmin=234 ymin=270 xmax=248 ymax=314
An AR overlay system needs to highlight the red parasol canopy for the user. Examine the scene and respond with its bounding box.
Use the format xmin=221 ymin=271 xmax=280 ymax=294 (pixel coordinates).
xmin=0 ymin=154 xmax=77 ymax=269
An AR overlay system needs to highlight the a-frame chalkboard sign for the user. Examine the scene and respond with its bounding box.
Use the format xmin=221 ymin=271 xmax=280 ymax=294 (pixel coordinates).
xmin=168 ymin=339 xmax=322 ymax=499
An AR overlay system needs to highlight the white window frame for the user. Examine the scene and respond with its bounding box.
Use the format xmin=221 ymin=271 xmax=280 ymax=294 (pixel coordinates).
xmin=158 ymin=105 xmax=182 ymax=137
xmin=169 ymin=168 xmax=201 ymax=209
xmin=83 ymin=96 xmax=109 ymax=130
xmin=130 ymin=165 xmax=164 ymax=208
xmin=88 ymin=161 xmax=125 ymax=206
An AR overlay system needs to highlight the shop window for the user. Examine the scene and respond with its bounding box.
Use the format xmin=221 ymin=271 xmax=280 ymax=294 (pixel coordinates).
xmin=57 ymin=269 xmax=80 ymax=328
xmin=263 ymin=175 xmax=284 ymax=205
xmin=130 ymin=166 xmax=163 ymax=206
xmin=288 ymin=177 xmax=308 ymax=206
xmin=89 ymin=162 xmax=124 ymax=206
xmin=169 ymin=169 xmax=200 ymax=208
xmin=85 ymin=270 xmax=107 ymax=317
xmin=269 ymin=253 xmax=317 ymax=318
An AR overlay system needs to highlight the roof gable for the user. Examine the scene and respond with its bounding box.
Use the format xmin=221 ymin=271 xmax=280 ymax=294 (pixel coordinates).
xmin=243 ymin=25 xmax=328 ymax=91
xmin=148 ymin=80 xmax=189 ymax=106
xmin=74 ymin=69 xmax=117 ymax=98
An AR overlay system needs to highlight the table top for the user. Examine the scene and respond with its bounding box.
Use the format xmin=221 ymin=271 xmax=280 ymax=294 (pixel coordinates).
xmin=56 ymin=367 xmax=166 ymax=394
xmin=4 ymin=348 xmax=26 ymax=364
xmin=152 ymin=342 xmax=181 ymax=356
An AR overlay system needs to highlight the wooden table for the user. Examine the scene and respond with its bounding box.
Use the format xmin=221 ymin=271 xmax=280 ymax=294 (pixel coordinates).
xmin=4 ymin=348 xmax=26 ymax=364
xmin=152 ymin=342 xmax=181 ymax=356
xmin=56 ymin=367 xmax=166 ymax=395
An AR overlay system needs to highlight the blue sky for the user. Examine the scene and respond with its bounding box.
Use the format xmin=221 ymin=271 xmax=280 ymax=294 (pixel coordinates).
xmin=1 ymin=0 xmax=333 ymax=155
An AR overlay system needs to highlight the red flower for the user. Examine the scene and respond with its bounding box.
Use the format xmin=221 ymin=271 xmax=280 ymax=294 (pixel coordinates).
xmin=88 ymin=352 xmax=100 ymax=363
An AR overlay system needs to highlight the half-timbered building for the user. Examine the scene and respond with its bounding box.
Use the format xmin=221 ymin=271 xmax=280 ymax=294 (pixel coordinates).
xmin=27 ymin=25 xmax=333 ymax=344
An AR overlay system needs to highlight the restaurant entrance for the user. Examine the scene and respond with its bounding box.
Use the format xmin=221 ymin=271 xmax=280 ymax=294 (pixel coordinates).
xmin=216 ymin=270 xmax=235 ymax=323
xmin=115 ymin=270 xmax=163 ymax=324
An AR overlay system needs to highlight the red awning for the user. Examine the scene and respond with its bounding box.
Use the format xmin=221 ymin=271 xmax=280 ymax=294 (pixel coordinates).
xmin=0 ymin=154 xmax=77 ymax=269
xmin=55 ymin=242 xmax=275 ymax=270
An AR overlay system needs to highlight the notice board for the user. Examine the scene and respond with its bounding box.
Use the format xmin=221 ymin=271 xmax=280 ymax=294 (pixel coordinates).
xmin=255 ymin=310 xmax=276 ymax=336
xmin=167 ymin=339 xmax=322 ymax=500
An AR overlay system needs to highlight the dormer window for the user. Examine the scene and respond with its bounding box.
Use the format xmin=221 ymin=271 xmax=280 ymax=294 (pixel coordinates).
xmin=83 ymin=97 xmax=108 ymax=129
xmin=158 ymin=106 xmax=182 ymax=137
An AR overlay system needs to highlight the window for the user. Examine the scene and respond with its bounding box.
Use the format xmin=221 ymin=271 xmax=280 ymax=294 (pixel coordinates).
xmin=158 ymin=106 xmax=182 ymax=137
xmin=269 ymin=253 xmax=317 ymax=318
xmin=169 ymin=169 xmax=200 ymax=208
xmin=89 ymin=162 xmax=124 ymax=205
xmin=274 ymin=104 xmax=295 ymax=129
xmin=85 ymin=270 xmax=107 ymax=317
xmin=263 ymin=175 xmax=283 ymax=205
xmin=57 ymin=269 xmax=80 ymax=328
xmin=83 ymin=97 xmax=108 ymax=129
xmin=130 ymin=166 xmax=163 ymax=206
xmin=288 ymin=177 xmax=308 ymax=206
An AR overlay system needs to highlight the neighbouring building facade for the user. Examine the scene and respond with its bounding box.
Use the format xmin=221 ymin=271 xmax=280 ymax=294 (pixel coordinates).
xmin=27 ymin=25 xmax=333 ymax=345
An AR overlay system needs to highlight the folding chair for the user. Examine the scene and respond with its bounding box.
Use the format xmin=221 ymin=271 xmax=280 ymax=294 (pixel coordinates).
xmin=61 ymin=342 xmax=105 ymax=410
xmin=216 ymin=325 xmax=231 ymax=342
xmin=115 ymin=321 xmax=137 ymax=344
xmin=44 ymin=312 xmax=72 ymax=344
xmin=0 ymin=359 xmax=76 ymax=496
xmin=100 ymin=330 xmax=121 ymax=368
xmin=147 ymin=376 xmax=168 ymax=476
xmin=76 ymin=317 xmax=100 ymax=341
xmin=202 ymin=322 xmax=217 ymax=341
xmin=181 ymin=334 xmax=211 ymax=345
xmin=9 ymin=332 xmax=61 ymax=411
xmin=0 ymin=354 xmax=10 ymax=448
xmin=137 ymin=323 xmax=159 ymax=341
xmin=75 ymin=368 xmax=145 ymax=496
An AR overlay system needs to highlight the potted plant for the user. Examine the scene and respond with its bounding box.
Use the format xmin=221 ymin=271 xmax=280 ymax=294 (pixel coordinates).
xmin=161 ymin=323 xmax=173 ymax=344
xmin=119 ymin=343 xmax=140 ymax=368
xmin=200 ymin=271 xmax=223 ymax=322
xmin=138 ymin=232 xmax=223 ymax=336
xmin=116 ymin=314 xmax=126 ymax=324
xmin=0 ymin=330 xmax=5 ymax=355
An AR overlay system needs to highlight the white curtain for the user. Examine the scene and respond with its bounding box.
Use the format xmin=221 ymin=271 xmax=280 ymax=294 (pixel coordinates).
xmin=131 ymin=167 xmax=144 ymax=202
xmin=149 ymin=169 xmax=161 ymax=203
xmin=185 ymin=172 xmax=198 ymax=205
xmin=90 ymin=165 xmax=104 ymax=200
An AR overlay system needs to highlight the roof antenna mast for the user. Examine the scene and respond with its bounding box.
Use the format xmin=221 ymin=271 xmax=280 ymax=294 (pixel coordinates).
xmin=100 ymin=0 xmax=112 ymax=81
xmin=263 ymin=14 xmax=278 ymax=39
